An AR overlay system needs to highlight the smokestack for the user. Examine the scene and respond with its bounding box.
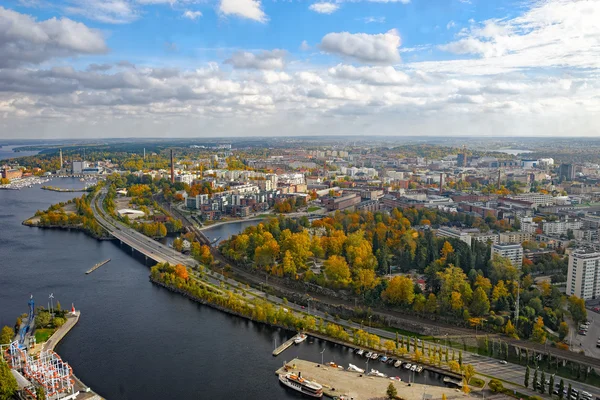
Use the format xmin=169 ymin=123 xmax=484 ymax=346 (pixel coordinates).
xmin=143 ymin=148 xmax=146 ymax=160
xmin=170 ymin=149 xmax=175 ymax=183
xmin=497 ymin=169 xmax=501 ymax=188
xmin=439 ymin=173 xmax=444 ymax=193
xmin=59 ymin=149 xmax=63 ymax=169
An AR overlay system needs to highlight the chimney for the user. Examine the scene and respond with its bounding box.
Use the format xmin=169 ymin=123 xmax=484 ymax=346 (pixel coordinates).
xmin=170 ymin=149 xmax=175 ymax=183
xmin=439 ymin=173 xmax=444 ymax=193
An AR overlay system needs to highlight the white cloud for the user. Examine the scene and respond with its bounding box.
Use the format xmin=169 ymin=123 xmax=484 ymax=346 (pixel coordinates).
xmin=219 ymin=0 xmax=267 ymax=22
xmin=0 ymin=6 xmax=108 ymax=67
xmin=183 ymin=10 xmax=202 ymax=20
xmin=224 ymin=49 xmax=285 ymax=70
xmin=309 ymin=2 xmax=339 ymax=14
xmin=319 ymin=29 xmax=402 ymax=64
xmin=329 ymin=64 xmax=410 ymax=85
xmin=300 ymin=41 xmax=310 ymax=51
xmin=64 ymin=0 xmax=138 ymax=24
xmin=362 ymin=16 xmax=385 ymax=24
xmin=446 ymin=20 xmax=455 ymax=29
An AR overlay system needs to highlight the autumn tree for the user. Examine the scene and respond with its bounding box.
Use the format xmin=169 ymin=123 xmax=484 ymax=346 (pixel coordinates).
xmin=568 ymin=296 xmax=587 ymax=324
xmin=324 ymin=255 xmax=351 ymax=286
xmin=558 ymin=321 xmax=569 ymax=341
xmin=469 ymin=286 xmax=490 ymax=317
xmin=386 ymin=383 xmax=398 ymax=399
xmin=0 ymin=359 xmax=18 ymax=399
xmin=174 ymin=264 xmax=189 ymax=280
xmin=0 ymin=326 xmax=13 ymax=345
xmin=531 ymin=316 xmax=547 ymax=344
xmin=382 ymin=276 xmax=415 ymax=306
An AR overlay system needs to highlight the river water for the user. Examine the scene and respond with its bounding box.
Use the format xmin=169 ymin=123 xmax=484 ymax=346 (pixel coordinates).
xmin=0 ymin=145 xmax=42 ymax=160
xmin=0 ymin=178 xmax=444 ymax=399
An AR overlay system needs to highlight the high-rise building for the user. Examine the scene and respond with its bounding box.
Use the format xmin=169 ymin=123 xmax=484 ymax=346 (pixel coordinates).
xmin=170 ymin=149 xmax=175 ymax=184
xmin=457 ymin=153 xmax=467 ymax=167
xmin=559 ymin=163 xmax=575 ymax=182
xmin=491 ymin=243 xmax=523 ymax=267
xmin=567 ymin=248 xmax=600 ymax=300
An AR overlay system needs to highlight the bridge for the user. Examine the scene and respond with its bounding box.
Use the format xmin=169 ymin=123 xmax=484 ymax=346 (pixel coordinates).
xmin=91 ymin=191 xmax=197 ymax=267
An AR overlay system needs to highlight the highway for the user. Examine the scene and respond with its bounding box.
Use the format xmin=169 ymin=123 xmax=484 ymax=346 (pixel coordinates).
xmin=91 ymin=190 xmax=600 ymax=398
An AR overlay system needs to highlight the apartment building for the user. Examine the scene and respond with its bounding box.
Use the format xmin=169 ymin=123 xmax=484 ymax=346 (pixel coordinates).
xmin=491 ymin=243 xmax=523 ymax=267
xmin=567 ymin=248 xmax=600 ymax=300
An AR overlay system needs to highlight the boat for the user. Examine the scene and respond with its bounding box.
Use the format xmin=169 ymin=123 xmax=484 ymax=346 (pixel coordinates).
xmin=380 ymin=356 xmax=388 ymax=363
xmin=416 ymin=366 xmax=423 ymax=373
xmin=295 ymin=334 xmax=307 ymax=344
xmin=370 ymin=353 xmax=379 ymax=360
xmin=367 ymin=369 xmax=387 ymax=378
xmin=279 ymin=372 xmax=323 ymax=398
xmin=390 ymin=376 xmax=402 ymax=381
xmin=327 ymin=362 xmax=343 ymax=370
xmin=404 ymin=363 xmax=412 ymax=369
xmin=410 ymin=365 xmax=417 ymax=371
xmin=365 ymin=352 xmax=372 ymax=358
xmin=347 ymin=364 xmax=365 ymax=373
xmin=394 ymin=360 xmax=402 ymax=368
xmin=356 ymin=349 xmax=364 ymax=356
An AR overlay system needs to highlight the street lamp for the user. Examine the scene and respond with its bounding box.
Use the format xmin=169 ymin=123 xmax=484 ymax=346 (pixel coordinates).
xmin=320 ymin=348 xmax=325 ymax=366
xmin=368 ymin=315 xmax=373 ymax=334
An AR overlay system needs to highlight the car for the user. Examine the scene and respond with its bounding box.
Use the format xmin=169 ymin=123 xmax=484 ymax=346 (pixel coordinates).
xmin=498 ymin=360 xmax=507 ymax=365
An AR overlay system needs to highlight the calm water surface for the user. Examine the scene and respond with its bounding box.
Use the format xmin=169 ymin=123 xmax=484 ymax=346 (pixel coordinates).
xmin=0 ymin=179 xmax=443 ymax=399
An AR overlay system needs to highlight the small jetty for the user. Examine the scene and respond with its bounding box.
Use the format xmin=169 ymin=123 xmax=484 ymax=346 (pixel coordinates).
xmin=273 ymin=333 xmax=301 ymax=356
xmin=86 ymin=259 xmax=111 ymax=274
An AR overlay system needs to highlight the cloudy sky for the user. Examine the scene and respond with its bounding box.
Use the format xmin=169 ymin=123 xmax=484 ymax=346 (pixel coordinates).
xmin=1 ymin=0 xmax=599 ymax=139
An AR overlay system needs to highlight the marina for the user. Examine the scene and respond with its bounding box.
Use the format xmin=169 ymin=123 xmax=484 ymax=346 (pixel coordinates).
xmin=276 ymin=358 xmax=471 ymax=400
xmin=85 ymin=259 xmax=111 ymax=274
xmin=273 ymin=333 xmax=303 ymax=356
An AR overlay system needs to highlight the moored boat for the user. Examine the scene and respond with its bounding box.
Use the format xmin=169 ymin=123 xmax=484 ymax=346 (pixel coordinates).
xmin=367 ymin=369 xmax=387 ymax=378
xmin=279 ymin=372 xmax=323 ymax=398
xmin=370 ymin=353 xmax=379 ymax=360
xmin=356 ymin=349 xmax=364 ymax=356
xmin=347 ymin=364 xmax=365 ymax=373
xmin=294 ymin=334 xmax=307 ymax=344
xmin=404 ymin=363 xmax=412 ymax=369
xmin=380 ymin=356 xmax=388 ymax=363
xmin=394 ymin=360 xmax=402 ymax=368
xmin=365 ymin=352 xmax=372 ymax=358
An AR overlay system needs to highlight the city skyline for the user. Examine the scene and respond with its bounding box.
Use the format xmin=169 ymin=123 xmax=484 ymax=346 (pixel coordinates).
xmin=1 ymin=0 xmax=599 ymax=138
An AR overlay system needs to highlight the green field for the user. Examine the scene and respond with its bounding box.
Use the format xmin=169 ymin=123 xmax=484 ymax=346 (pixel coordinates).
xmin=35 ymin=328 xmax=55 ymax=343
xmin=307 ymin=206 xmax=321 ymax=212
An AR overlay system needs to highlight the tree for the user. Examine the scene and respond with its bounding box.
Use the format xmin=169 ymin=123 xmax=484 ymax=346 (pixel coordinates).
xmin=524 ymin=365 xmax=530 ymax=388
xmin=559 ymin=379 xmax=565 ymax=400
xmin=35 ymin=312 xmax=51 ymax=329
xmin=469 ymin=286 xmax=490 ymax=317
xmin=462 ymin=379 xmax=471 ymax=394
xmin=0 ymin=326 xmax=13 ymax=345
xmin=539 ymin=371 xmax=546 ymax=394
xmin=442 ymin=394 xmax=447 ymax=400
xmin=53 ymin=317 xmax=66 ymax=328
xmin=462 ymin=364 xmax=475 ymax=383
xmin=382 ymin=276 xmax=415 ymax=306
xmin=458 ymin=350 xmax=462 ymax=366
xmin=533 ymin=368 xmax=538 ymax=391
xmin=558 ymin=322 xmax=569 ymax=341
xmin=505 ymin=320 xmax=518 ymax=339
xmin=567 ymin=383 xmax=572 ymax=400
xmin=489 ymin=379 xmax=504 ymax=393
xmin=386 ymin=382 xmax=398 ymax=399
xmin=323 ymin=255 xmax=351 ymax=286
xmin=0 ymin=359 xmax=18 ymax=400
xmin=531 ymin=317 xmax=547 ymax=344
xmin=549 ymin=374 xmax=555 ymax=396
xmin=568 ymin=296 xmax=587 ymax=325
xmin=36 ymin=386 xmax=46 ymax=400
xmin=282 ymin=250 xmax=297 ymax=277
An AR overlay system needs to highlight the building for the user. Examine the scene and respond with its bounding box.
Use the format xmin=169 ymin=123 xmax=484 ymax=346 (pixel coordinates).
xmin=509 ymin=193 xmax=555 ymax=207
xmin=72 ymin=161 xmax=88 ymax=174
xmin=321 ymin=193 xmax=361 ymax=211
xmin=559 ymin=163 xmax=575 ymax=182
xmin=436 ymin=226 xmax=472 ymax=247
xmin=471 ymin=232 xmax=499 ymax=244
xmin=491 ymin=243 xmax=523 ymax=267
xmin=498 ymin=231 xmax=533 ymax=244
xmin=567 ymin=248 xmax=600 ymax=300
xmin=1 ymin=167 xmax=22 ymax=180
xmin=541 ymin=218 xmax=582 ymax=235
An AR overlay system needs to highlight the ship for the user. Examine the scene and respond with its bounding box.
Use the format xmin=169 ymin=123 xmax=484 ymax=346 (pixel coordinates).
xmin=279 ymin=372 xmax=323 ymax=398
xmin=294 ymin=333 xmax=307 ymax=344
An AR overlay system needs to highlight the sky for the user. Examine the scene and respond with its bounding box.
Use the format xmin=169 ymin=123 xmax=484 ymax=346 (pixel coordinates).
xmin=0 ymin=0 xmax=599 ymax=139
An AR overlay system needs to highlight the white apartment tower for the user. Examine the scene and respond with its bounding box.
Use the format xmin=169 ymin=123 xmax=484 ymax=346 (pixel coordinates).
xmin=567 ymin=248 xmax=600 ymax=300
xmin=491 ymin=243 xmax=523 ymax=268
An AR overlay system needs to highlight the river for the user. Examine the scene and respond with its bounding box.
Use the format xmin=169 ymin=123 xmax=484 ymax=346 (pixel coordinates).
xmin=0 ymin=145 xmax=42 ymax=160
xmin=0 ymin=179 xmax=444 ymax=399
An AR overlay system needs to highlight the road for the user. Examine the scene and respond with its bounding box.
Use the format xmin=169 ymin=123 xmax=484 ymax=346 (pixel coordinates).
xmin=573 ymin=309 xmax=600 ymax=358
xmin=92 ymin=190 xmax=600 ymax=398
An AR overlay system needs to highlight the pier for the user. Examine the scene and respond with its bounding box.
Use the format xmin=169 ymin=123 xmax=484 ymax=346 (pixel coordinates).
xmin=86 ymin=259 xmax=111 ymax=274
xmin=276 ymin=358 xmax=473 ymax=400
xmin=273 ymin=334 xmax=300 ymax=356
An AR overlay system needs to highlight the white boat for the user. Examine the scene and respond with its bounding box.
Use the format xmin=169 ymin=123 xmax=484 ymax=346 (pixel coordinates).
xmin=368 ymin=369 xmax=387 ymax=378
xmin=416 ymin=366 xmax=423 ymax=373
xmin=356 ymin=349 xmax=364 ymax=356
xmin=279 ymin=372 xmax=323 ymax=398
xmin=347 ymin=364 xmax=365 ymax=373
xmin=390 ymin=376 xmax=402 ymax=381
xmin=394 ymin=360 xmax=402 ymax=368
xmin=411 ymin=365 xmax=417 ymax=371
xmin=365 ymin=352 xmax=372 ymax=358
xmin=404 ymin=363 xmax=412 ymax=369
xmin=327 ymin=362 xmax=344 ymax=370
xmin=370 ymin=353 xmax=379 ymax=360
xmin=295 ymin=334 xmax=307 ymax=344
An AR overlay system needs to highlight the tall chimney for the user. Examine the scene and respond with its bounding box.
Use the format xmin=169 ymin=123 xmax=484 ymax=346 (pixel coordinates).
xmin=497 ymin=169 xmax=501 ymax=188
xmin=170 ymin=149 xmax=175 ymax=183
xmin=59 ymin=149 xmax=63 ymax=169
xmin=439 ymin=173 xmax=444 ymax=193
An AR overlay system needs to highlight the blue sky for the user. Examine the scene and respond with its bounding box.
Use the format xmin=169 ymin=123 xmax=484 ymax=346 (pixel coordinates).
xmin=1 ymin=0 xmax=599 ymax=138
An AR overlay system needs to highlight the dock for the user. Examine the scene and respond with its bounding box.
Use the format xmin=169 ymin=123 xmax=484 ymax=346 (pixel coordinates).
xmin=273 ymin=334 xmax=300 ymax=356
xmin=276 ymin=358 xmax=473 ymax=400
xmin=86 ymin=259 xmax=111 ymax=274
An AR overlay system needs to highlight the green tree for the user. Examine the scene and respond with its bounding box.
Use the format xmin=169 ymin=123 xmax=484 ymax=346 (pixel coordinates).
xmin=533 ymin=368 xmax=538 ymax=391
xmin=458 ymin=350 xmax=462 ymax=366
xmin=539 ymin=371 xmax=546 ymax=394
xmin=558 ymin=322 xmax=569 ymax=341
xmin=567 ymin=383 xmax=572 ymax=400
xmin=35 ymin=312 xmax=51 ymax=329
xmin=531 ymin=317 xmax=547 ymax=344
xmin=386 ymin=382 xmax=398 ymax=399
xmin=469 ymin=286 xmax=490 ymax=317
xmin=0 ymin=359 xmax=18 ymax=400
xmin=524 ymin=365 xmax=530 ymax=388
xmin=559 ymin=379 xmax=565 ymax=400
xmin=36 ymin=386 xmax=46 ymax=400
xmin=549 ymin=374 xmax=555 ymax=396
xmin=0 ymin=326 xmax=13 ymax=345
xmin=568 ymin=296 xmax=587 ymax=325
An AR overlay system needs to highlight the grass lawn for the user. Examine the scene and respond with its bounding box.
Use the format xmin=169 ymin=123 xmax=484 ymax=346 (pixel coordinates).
xmin=35 ymin=328 xmax=55 ymax=343
xmin=307 ymin=206 xmax=321 ymax=212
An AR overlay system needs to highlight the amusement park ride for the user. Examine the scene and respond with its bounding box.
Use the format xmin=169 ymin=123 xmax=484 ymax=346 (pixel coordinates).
xmin=2 ymin=296 xmax=79 ymax=400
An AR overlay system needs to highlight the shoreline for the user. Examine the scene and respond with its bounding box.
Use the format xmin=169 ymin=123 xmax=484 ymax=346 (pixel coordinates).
xmin=198 ymin=216 xmax=268 ymax=231
xmin=22 ymin=220 xmax=113 ymax=240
